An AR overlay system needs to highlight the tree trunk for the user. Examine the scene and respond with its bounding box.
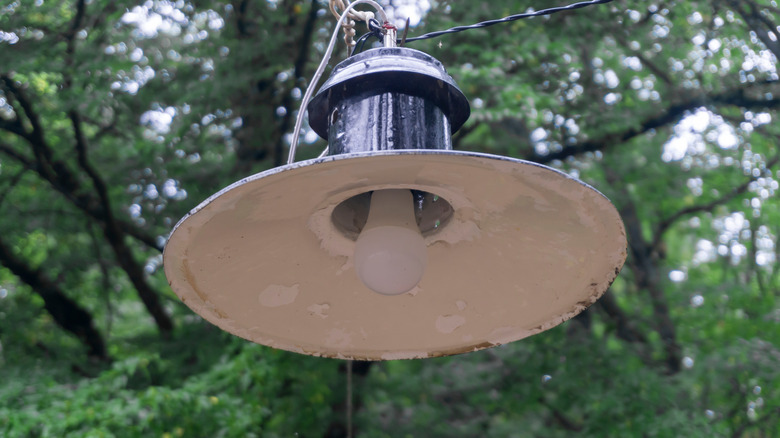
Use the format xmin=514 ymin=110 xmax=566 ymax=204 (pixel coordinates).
xmin=0 ymin=237 xmax=108 ymax=359
xmin=619 ymin=194 xmax=682 ymax=373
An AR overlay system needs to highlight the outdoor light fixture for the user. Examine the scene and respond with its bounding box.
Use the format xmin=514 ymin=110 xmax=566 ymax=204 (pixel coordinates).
xmin=163 ymin=4 xmax=627 ymax=360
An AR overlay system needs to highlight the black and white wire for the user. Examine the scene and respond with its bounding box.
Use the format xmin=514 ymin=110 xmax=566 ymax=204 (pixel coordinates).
xmin=288 ymin=0 xmax=388 ymax=164
xmin=289 ymin=0 xmax=615 ymax=163
xmin=351 ymin=18 xmax=383 ymax=56
xmin=403 ymin=0 xmax=614 ymax=43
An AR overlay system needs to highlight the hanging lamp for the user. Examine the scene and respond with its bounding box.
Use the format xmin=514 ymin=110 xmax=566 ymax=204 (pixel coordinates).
xmin=163 ymin=5 xmax=626 ymax=360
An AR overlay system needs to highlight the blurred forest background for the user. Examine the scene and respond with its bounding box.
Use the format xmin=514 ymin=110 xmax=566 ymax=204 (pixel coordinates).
xmin=1 ymin=0 xmax=780 ymax=436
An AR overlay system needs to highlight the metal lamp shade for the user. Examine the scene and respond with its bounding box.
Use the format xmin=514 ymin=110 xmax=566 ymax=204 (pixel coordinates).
xmin=163 ymin=150 xmax=627 ymax=360
xmin=164 ymin=47 xmax=626 ymax=359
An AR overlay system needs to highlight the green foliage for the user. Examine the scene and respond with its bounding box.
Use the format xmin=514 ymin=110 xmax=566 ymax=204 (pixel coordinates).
xmin=2 ymin=0 xmax=780 ymax=436
xmin=0 ymin=323 xmax=341 ymax=437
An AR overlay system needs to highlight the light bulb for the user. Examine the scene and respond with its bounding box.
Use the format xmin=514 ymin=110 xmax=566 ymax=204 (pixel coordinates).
xmin=354 ymin=189 xmax=428 ymax=295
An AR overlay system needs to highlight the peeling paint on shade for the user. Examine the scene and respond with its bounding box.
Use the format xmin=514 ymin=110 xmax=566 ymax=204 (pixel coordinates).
xmin=258 ymin=284 xmax=299 ymax=307
xmin=164 ymin=151 xmax=627 ymax=360
xmin=436 ymin=314 xmax=466 ymax=334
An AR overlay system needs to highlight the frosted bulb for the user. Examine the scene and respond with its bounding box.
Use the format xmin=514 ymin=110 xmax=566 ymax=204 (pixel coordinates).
xmin=354 ymin=189 xmax=428 ymax=295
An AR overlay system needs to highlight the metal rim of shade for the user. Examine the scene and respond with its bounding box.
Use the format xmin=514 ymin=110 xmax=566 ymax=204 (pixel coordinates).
xmin=163 ymin=150 xmax=627 ymax=360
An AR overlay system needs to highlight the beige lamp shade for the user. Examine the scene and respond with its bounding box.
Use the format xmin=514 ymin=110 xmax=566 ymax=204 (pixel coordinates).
xmin=163 ymin=150 xmax=627 ymax=360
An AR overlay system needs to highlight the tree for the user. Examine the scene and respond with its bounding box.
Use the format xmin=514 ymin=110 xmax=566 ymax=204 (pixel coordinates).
xmin=1 ymin=0 xmax=779 ymax=436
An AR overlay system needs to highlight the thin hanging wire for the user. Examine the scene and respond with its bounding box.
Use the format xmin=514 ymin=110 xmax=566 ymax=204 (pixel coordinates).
xmin=288 ymin=0 xmax=614 ymax=164
xmin=287 ymin=0 xmax=388 ymax=165
xmin=330 ymin=0 xmax=375 ymax=51
xmin=346 ymin=360 xmax=353 ymax=438
xmin=403 ymin=0 xmax=614 ymax=43
xmin=351 ymin=19 xmax=384 ymax=56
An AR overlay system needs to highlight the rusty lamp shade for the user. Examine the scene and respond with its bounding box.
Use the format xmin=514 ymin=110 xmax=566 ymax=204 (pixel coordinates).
xmin=163 ymin=48 xmax=627 ymax=360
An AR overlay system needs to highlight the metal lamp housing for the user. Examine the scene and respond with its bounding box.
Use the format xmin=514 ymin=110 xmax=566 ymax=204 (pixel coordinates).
xmin=163 ymin=48 xmax=627 ymax=360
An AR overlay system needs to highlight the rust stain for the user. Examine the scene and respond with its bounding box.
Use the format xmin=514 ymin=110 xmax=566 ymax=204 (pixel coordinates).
xmin=182 ymin=260 xmax=227 ymax=319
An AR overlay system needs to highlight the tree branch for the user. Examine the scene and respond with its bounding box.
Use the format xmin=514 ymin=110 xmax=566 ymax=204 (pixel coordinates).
xmin=0 ymin=81 xmax=162 ymax=252
xmin=273 ymin=0 xmax=321 ymax=166
xmin=1 ymin=143 xmax=162 ymax=252
xmin=70 ymin=111 xmax=112 ymax=223
xmin=0 ymin=168 xmax=28 ymax=210
xmin=728 ymin=0 xmax=780 ymax=62
xmin=0 ymin=235 xmax=107 ymax=359
xmin=451 ymin=121 xmax=481 ymax=149
xmin=604 ymin=168 xmax=682 ymax=374
xmin=88 ymin=223 xmax=115 ymax=334
xmin=63 ymin=0 xmax=86 ymax=90
xmin=0 ymin=142 xmax=35 ymax=167
xmin=529 ymin=83 xmax=780 ymax=164
xmin=596 ymin=291 xmax=648 ymax=344
xmin=614 ymin=32 xmax=674 ymax=86
xmin=69 ymin=111 xmax=173 ymax=335
xmin=636 ymin=1 xmax=669 ymax=28
xmin=732 ymin=407 xmax=780 ymax=438
xmin=65 ymin=0 xmax=87 ymax=42
xmin=3 ymin=67 xmax=173 ymax=335
xmin=0 ymin=115 xmax=31 ymax=139
xmin=234 ymin=0 xmax=252 ymax=38
xmin=0 ymin=75 xmax=50 ymax=162
xmin=538 ymin=396 xmax=583 ymax=432
xmin=650 ymin=154 xmax=780 ymax=251
xmin=294 ymin=0 xmax=320 ymax=80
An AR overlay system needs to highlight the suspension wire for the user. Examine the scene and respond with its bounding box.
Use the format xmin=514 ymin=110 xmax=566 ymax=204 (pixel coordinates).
xmin=346 ymin=360 xmax=354 ymax=438
xmin=354 ymin=22 xmax=382 ymax=55
xmin=288 ymin=0 xmax=613 ymax=164
xmin=403 ymin=0 xmax=614 ymax=43
xmin=351 ymin=18 xmax=383 ymax=56
xmin=351 ymin=32 xmax=376 ymax=55
xmin=330 ymin=0 xmax=376 ymax=50
xmin=287 ymin=0 xmax=388 ymax=165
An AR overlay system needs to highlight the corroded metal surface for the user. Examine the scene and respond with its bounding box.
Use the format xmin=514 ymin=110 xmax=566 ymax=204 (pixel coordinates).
xmin=327 ymin=91 xmax=452 ymax=155
xmin=308 ymin=47 xmax=470 ymax=139
xmin=164 ymin=151 xmax=627 ymax=360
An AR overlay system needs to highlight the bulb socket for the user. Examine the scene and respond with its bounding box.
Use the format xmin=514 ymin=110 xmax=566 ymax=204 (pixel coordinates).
xmin=308 ymin=47 xmax=470 ymax=155
xmin=331 ymin=190 xmax=454 ymax=239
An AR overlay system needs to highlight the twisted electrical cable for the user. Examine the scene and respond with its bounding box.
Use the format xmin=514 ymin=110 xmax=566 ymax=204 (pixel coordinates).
xmin=330 ymin=0 xmax=375 ymax=49
xmin=351 ymin=19 xmax=383 ymax=56
xmin=403 ymin=0 xmax=614 ymax=43
xmin=288 ymin=0 xmax=388 ymax=164
xmin=289 ymin=0 xmax=614 ymax=163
